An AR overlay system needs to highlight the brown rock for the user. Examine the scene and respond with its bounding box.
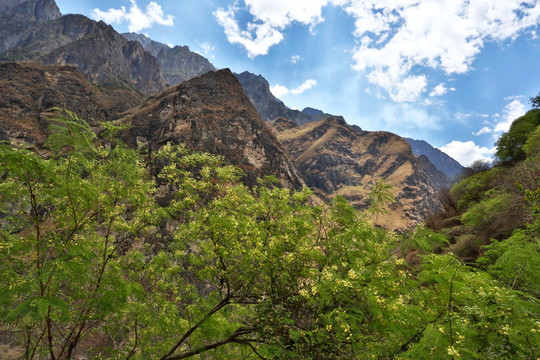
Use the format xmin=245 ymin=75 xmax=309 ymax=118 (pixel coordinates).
xmin=271 ymin=116 xmax=444 ymax=231
xmin=120 ymin=69 xmax=304 ymax=189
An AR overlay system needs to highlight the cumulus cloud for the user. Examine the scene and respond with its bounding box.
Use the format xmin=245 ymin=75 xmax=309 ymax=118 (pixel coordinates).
xmin=214 ymin=0 xmax=330 ymax=58
xmin=429 ymin=84 xmax=448 ymax=97
xmin=215 ymin=1 xmax=540 ymax=101
xmin=439 ymin=141 xmax=496 ymax=167
xmin=346 ymin=0 xmax=540 ymax=102
xmin=493 ymin=99 xmax=527 ymax=132
xmin=270 ymin=79 xmax=317 ymax=97
xmin=91 ymin=0 xmax=174 ymax=33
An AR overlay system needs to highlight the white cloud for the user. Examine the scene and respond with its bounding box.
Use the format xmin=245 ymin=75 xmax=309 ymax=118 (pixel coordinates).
xmin=345 ymin=0 xmax=540 ymax=102
xmin=439 ymin=141 xmax=496 ymax=167
xmin=429 ymin=83 xmax=448 ymax=97
xmin=493 ymin=99 xmax=527 ymax=132
xmin=270 ymin=79 xmax=317 ymax=97
xmin=269 ymin=84 xmax=289 ymax=97
xmin=214 ymin=0 xmax=330 ymax=58
xmin=91 ymin=0 xmax=174 ymax=32
xmin=290 ymin=55 xmax=303 ymax=64
xmin=199 ymin=42 xmax=215 ymax=54
xmin=473 ymin=126 xmax=492 ymax=136
xmin=215 ymin=1 xmax=540 ymax=102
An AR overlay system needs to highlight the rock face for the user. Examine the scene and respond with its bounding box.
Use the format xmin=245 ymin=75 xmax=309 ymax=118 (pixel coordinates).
xmin=235 ymin=71 xmax=340 ymax=125
xmin=269 ymin=116 xmax=447 ymax=230
xmin=0 ymin=1 xmax=165 ymax=95
xmin=0 ymin=61 xmax=141 ymax=147
xmin=122 ymin=32 xmax=216 ymax=86
xmin=0 ymin=0 xmax=61 ymax=53
xmin=120 ymin=69 xmax=304 ymax=189
xmin=405 ymin=138 xmax=465 ymax=180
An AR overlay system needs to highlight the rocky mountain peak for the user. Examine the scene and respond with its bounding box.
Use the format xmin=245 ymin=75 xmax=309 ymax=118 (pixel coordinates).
xmin=120 ymin=69 xmax=304 ymax=189
xmin=122 ymin=32 xmax=216 ymax=86
xmin=0 ymin=0 xmax=61 ymax=53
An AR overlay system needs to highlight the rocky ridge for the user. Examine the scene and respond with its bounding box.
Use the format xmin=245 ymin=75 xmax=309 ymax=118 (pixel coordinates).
xmin=122 ymin=32 xmax=216 ymax=86
xmin=120 ymin=69 xmax=304 ymax=189
xmin=0 ymin=61 xmax=141 ymax=147
xmin=0 ymin=14 xmax=165 ymax=95
xmin=0 ymin=0 xmax=61 ymax=53
xmin=269 ymin=116 xmax=449 ymax=230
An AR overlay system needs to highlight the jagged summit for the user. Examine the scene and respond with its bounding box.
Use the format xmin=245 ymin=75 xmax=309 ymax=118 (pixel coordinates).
xmin=122 ymin=32 xmax=216 ymax=86
xmin=120 ymin=69 xmax=304 ymax=189
xmin=0 ymin=5 xmax=165 ymax=95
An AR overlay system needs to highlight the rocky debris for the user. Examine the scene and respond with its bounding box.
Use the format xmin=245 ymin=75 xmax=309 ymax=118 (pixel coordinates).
xmin=271 ymin=116 xmax=446 ymax=230
xmin=122 ymin=32 xmax=216 ymax=86
xmin=120 ymin=69 xmax=304 ymax=189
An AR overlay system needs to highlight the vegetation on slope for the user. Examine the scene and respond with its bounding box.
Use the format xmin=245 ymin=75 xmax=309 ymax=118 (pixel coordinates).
xmin=0 ymin=109 xmax=538 ymax=359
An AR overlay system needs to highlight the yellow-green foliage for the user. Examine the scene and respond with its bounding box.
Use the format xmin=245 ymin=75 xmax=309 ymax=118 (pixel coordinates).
xmin=0 ymin=110 xmax=538 ymax=360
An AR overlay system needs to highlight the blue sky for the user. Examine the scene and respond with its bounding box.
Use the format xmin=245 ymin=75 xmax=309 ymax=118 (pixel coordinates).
xmin=55 ymin=0 xmax=540 ymax=166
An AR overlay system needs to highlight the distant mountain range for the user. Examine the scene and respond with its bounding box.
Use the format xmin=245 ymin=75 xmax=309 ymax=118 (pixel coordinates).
xmin=0 ymin=0 xmax=466 ymax=230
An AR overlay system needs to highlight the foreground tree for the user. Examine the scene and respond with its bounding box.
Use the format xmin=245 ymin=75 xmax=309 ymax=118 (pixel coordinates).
xmin=1 ymin=110 xmax=538 ymax=359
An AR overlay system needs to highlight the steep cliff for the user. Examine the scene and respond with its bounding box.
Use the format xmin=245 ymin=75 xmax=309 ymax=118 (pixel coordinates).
xmin=120 ymin=69 xmax=304 ymax=189
xmin=0 ymin=0 xmax=61 ymax=53
xmin=122 ymin=32 xmax=216 ymax=86
xmin=270 ymin=116 xmax=447 ymax=230
xmin=0 ymin=2 xmax=165 ymax=95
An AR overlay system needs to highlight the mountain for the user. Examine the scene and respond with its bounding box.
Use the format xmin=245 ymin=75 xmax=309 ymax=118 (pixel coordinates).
xmin=0 ymin=1 xmax=165 ymax=95
xmin=235 ymin=71 xmax=341 ymax=125
xmin=122 ymin=32 xmax=216 ymax=86
xmin=0 ymin=0 xmax=61 ymax=53
xmin=120 ymin=69 xmax=304 ymax=189
xmin=405 ymin=138 xmax=465 ymax=179
xmin=0 ymin=61 xmax=142 ymax=147
xmin=269 ymin=116 xmax=449 ymax=230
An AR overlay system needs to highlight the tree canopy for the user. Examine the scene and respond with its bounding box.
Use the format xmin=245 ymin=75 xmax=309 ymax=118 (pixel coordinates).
xmin=0 ymin=110 xmax=538 ymax=359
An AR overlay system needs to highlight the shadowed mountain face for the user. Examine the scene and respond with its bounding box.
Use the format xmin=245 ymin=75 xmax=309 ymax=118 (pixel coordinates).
xmin=405 ymin=138 xmax=465 ymax=180
xmin=0 ymin=1 xmax=165 ymax=95
xmin=120 ymin=69 xmax=304 ymax=189
xmin=0 ymin=0 xmax=61 ymax=53
xmin=0 ymin=61 xmax=142 ymax=147
xmin=269 ymin=116 xmax=449 ymax=230
xmin=122 ymin=32 xmax=216 ymax=86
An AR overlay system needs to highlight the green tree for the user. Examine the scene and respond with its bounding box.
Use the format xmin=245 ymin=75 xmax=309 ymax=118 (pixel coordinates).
xmin=496 ymin=110 xmax=540 ymax=163
xmin=0 ymin=109 xmax=161 ymax=359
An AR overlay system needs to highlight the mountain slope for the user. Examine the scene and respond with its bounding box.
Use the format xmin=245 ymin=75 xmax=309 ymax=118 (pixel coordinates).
xmin=0 ymin=0 xmax=61 ymax=53
xmin=0 ymin=1 xmax=165 ymax=95
xmin=270 ymin=116 xmax=448 ymax=230
xmin=122 ymin=32 xmax=216 ymax=86
xmin=405 ymin=137 xmax=465 ymax=179
xmin=120 ymin=69 xmax=304 ymax=189
xmin=0 ymin=61 xmax=142 ymax=146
